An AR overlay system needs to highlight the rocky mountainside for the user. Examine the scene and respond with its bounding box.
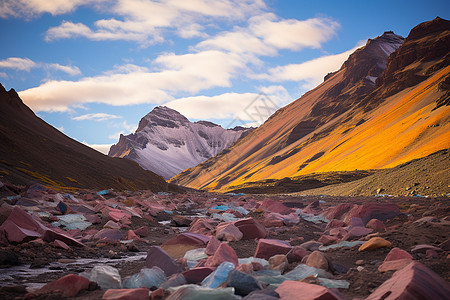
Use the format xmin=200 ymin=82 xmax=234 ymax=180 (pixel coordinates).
xmin=171 ymin=17 xmax=450 ymax=193
xmin=0 ymin=84 xmax=167 ymax=191
xmin=109 ymin=106 xmax=250 ymax=179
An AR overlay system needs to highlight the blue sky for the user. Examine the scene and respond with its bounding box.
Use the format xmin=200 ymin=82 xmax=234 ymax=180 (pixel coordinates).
xmin=1 ymin=0 xmax=448 ymax=154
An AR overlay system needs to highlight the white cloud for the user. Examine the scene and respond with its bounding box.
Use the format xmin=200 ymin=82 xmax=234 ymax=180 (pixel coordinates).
xmin=46 ymin=63 xmax=81 ymax=76
xmin=0 ymin=72 xmax=8 ymax=79
xmin=0 ymin=0 xmax=98 ymax=18
xmin=82 ymin=141 xmax=112 ymax=155
xmin=253 ymin=44 xmax=362 ymax=89
xmin=0 ymin=57 xmax=37 ymax=71
xmin=19 ymin=49 xmax=247 ymax=112
xmin=72 ymin=113 xmax=122 ymax=121
xmin=249 ymin=14 xmax=340 ymax=51
xmin=109 ymin=121 xmax=137 ymax=140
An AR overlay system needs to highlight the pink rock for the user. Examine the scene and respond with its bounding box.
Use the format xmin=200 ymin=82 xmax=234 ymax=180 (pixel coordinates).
xmin=93 ymin=228 xmax=123 ymax=241
xmin=262 ymin=218 xmax=285 ymax=228
xmin=205 ymin=236 xmax=221 ymax=256
xmin=42 ymin=229 xmax=85 ymax=247
xmin=344 ymin=203 xmax=401 ymax=225
xmin=350 ymin=217 xmax=365 ymax=227
xmin=162 ymin=232 xmax=210 ymax=259
xmin=303 ymin=201 xmax=322 ymax=215
xmin=287 ymin=246 xmax=309 ymax=263
xmin=216 ymin=222 xmax=243 ymax=242
xmin=145 ymin=246 xmax=182 ymax=276
xmin=254 ymin=239 xmax=292 ymax=260
xmin=102 ymin=288 xmax=150 ymax=300
xmin=0 ymin=220 xmax=41 ymax=243
xmin=325 ymin=219 xmax=346 ymax=230
xmin=269 ymin=254 xmax=288 ymax=272
xmin=37 ymin=274 xmax=90 ymax=297
xmin=343 ymin=226 xmax=373 ymax=240
xmin=324 ymin=203 xmax=354 ymax=221
xmin=182 ymin=267 xmax=215 ymax=284
xmin=426 ymin=249 xmax=439 ymax=258
xmin=104 ymin=220 xmax=120 ymax=229
xmin=305 ymin=251 xmax=329 ymax=271
xmin=236 ymin=263 xmax=253 ymax=273
xmin=299 ymin=241 xmax=322 ymax=251
xmin=260 ymin=199 xmax=293 ymax=215
xmin=384 ymin=247 xmax=413 ymax=262
xmin=367 ymin=262 xmax=450 ymax=300
xmin=318 ymin=235 xmax=339 ymax=246
xmin=275 ymin=281 xmax=342 ymax=300
xmin=189 ymin=218 xmax=216 ymax=235
xmin=134 ymin=226 xmax=149 ymax=237
xmin=108 ymin=211 xmax=130 ymax=222
xmin=53 ymin=239 xmax=71 ymax=250
xmin=378 ymin=259 xmax=413 ymax=272
xmin=233 ymin=218 xmax=267 ymax=240
xmin=205 ymin=243 xmax=238 ymax=267
xmin=127 ymin=230 xmax=142 ymax=241
xmin=329 ymin=227 xmax=348 ymax=238
xmin=366 ymin=219 xmax=386 ymax=232
xmin=411 ymin=244 xmax=443 ymax=254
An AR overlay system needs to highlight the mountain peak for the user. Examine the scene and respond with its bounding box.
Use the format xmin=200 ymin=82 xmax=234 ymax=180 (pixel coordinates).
xmin=136 ymin=106 xmax=190 ymax=132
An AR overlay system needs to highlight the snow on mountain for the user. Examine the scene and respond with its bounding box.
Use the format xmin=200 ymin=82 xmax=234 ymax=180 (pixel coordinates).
xmin=108 ymin=106 xmax=250 ymax=179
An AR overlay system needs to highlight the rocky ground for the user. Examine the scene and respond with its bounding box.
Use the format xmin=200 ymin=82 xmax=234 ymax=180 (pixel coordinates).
xmin=0 ymin=181 xmax=449 ymax=299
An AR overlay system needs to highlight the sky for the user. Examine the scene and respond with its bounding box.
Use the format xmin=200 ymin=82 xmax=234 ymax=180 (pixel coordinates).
xmin=1 ymin=0 xmax=448 ymax=154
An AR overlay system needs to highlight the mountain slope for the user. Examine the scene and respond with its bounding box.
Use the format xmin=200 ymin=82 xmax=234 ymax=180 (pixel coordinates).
xmin=109 ymin=106 xmax=249 ymax=179
xmin=0 ymin=85 xmax=167 ymax=191
xmin=171 ymin=17 xmax=450 ymax=193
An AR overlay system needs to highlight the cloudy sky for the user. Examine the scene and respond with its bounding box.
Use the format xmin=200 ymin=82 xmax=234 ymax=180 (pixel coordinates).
xmin=1 ymin=0 xmax=447 ymax=154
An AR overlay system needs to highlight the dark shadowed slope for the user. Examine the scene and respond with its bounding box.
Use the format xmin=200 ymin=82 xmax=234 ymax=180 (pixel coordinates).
xmin=0 ymin=84 xmax=167 ymax=191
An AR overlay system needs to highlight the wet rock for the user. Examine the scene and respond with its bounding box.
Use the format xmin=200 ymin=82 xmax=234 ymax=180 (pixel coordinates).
xmin=226 ymin=269 xmax=264 ymax=296
xmin=255 ymin=239 xmax=292 ymax=260
xmin=367 ymin=262 xmax=450 ymax=300
xmin=358 ymin=237 xmax=391 ymax=251
xmin=216 ymin=222 xmax=243 ymax=242
xmin=268 ymin=254 xmax=288 ymax=272
xmin=205 ymin=242 xmax=238 ymax=267
xmin=233 ymin=218 xmax=267 ymax=239
xmin=366 ymin=219 xmax=386 ymax=232
xmin=145 ymin=246 xmax=182 ymax=276
xmin=36 ymin=274 xmax=90 ymax=297
xmin=182 ymin=267 xmax=215 ymax=284
xmin=305 ymin=251 xmax=329 ymax=271
xmin=275 ymin=280 xmax=342 ymax=300
xmin=102 ymin=288 xmax=150 ymax=300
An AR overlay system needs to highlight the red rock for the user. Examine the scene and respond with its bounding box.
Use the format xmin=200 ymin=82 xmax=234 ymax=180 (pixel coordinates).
xmin=53 ymin=239 xmax=71 ymax=250
xmin=318 ymin=235 xmax=339 ymax=246
xmin=287 ymin=246 xmax=309 ymax=263
xmin=262 ymin=218 xmax=285 ymax=228
xmin=104 ymin=220 xmax=120 ymax=229
xmin=324 ymin=203 xmax=354 ymax=221
xmin=260 ymin=199 xmax=293 ymax=215
xmin=254 ymin=239 xmax=292 ymax=260
xmin=182 ymin=267 xmax=215 ymax=284
xmin=162 ymin=232 xmax=210 ymax=259
xmin=305 ymin=251 xmax=329 ymax=271
xmin=384 ymin=247 xmax=413 ymax=262
xmin=93 ymin=229 xmax=123 ymax=241
xmin=205 ymin=236 xmax=221 ymax=256
xmin=172 ymin=215 xmax=192 ymax=227
xmin=303 ymin=201 xmax=322 ymax=215
xmin=233 ymin=218 xmax=267 ymax=239
xmin=236 ymin=263 xmax=253 ymax=273
xmin=134 ymin=226 xmax=149 ymax=237
xmin=367 ymin=262 xmax=450 ymax=300
xmin=205 ymin=243 xmax=238 ymax=267
xmin=145 ymin=246 xmax=182 ymax=276
xmin=269 ymin=254 xmax=288 ymax=272
xmin=299 ymin=241 xmax=322 ymax=251
xmin=127 ymin=230 xmax=142 ymax=241
xmin=411 ymin=244 xmax=443 ymax=254
xmin=358 ymin=237 xmax=391 ymax=251
xmin=150 ymin=288 xmax=164 ymax=300
xmin=426 ymin=249 xmax=439 ymax=258
xmin=102 ymin=288 xmax=150 ymax=300
xmin=216 ymin=222 xmax=243 ymax=242
xmin=366 ymin=219 xmax=386 ymax=232
xmin=329 ymin=227 xmax=348 ymax=238
xmin=275 ymin=280 xmax=342 ymax=300
xmin=0 ymin=220 xmax=41 ymax=243
xmin=378 ymin=259 xmax=413 ymax=272
xmin=344 ymin=203 xmax=401 ymax=225
xmin=343 ymin=226 xmax=373 ymax=240
xmin=37 ymin=274 xmax=89 ymax=297
xmin=189 ymin=218 xmax=216 ymax=235
xmin=325 ymin=219 xmax=346 ymax=230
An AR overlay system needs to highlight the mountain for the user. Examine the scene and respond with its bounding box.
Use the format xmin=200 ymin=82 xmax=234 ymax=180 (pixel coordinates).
xmin=171 ymin=17 xmax=450 ymax=193
xmin=108 ymin=106 xmax=250 ymax=179
xmin=0 ymin=84 xmax=167 ymax=191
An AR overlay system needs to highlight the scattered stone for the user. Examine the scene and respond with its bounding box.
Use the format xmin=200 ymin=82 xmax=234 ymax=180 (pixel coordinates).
xmin=233 ymin=218 xmax=267 ymax=239
xmin=359 ymin=237 xmax=391 ymax=251
xmin=275 ymin=280 xmax=342 ymax=300
xmin=205 ymin=242 xmax=238 ymax=267
xmin=145 ymin=246 xmax=182 ymax=276
xmin=305 ymin=251 xmax=329 ymax=271
xmin=36 ymin=274 xmax=90 ymax=297
xmin=366 ymin=219 xmax=386 ymax=232
xmin=300 ymin=240 xmax=323 ymax=251
xmin=93 ymin=228 xmax=123 ymax=241
xmin=343 ymin=226 xmax=373 ymax=240
xmin=102 ymin=288 xmax=150 ymax=300
xmin=182 ymin=267 xmax=215 ymax=284
xmin=254 ymin=239 xmax=292 ymax=260
xmin=287 ymin=246 xmax=309 ymax=263
xmin=411 ymin=244 xmax=443 ymax=254
xmin=53 ymin=239 xmax=71 ymax=250
xmin=216 ymin=222 xmax=243 ymax=242
xmin=104 ymin=220 xmax=120 ymax=229
xmin=226 ymin=269 xmax=263 ymax=296
xmin=162 ymin=232 xmax=210 ymax=259
xmin=268 ymin=254 xmax=288 ymax=272
xmin=134 ymin=226 xmax=149 ymax=237
xmin=367 ymin=262 xmax=450 ymax=300
xmin=172 ymin=215 xmax=192 ymax=227
xmin=318 ymin=234 xmax=339 ymax=246
xmin=205 ymin=236 xmax=221 ymax=256
xmin=202 ymin=261 xmax=235 ymax=289
xmin=89 ymin=265 xmax=122 ymax=289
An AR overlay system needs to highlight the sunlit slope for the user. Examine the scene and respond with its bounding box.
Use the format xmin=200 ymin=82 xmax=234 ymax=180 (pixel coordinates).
xmin=170 ymin=18 xmax=450 ymax=192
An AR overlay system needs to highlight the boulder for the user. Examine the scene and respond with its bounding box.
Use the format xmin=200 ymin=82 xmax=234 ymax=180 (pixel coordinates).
xmin=343 ymin=227 xmax=373 ymax=240
xmin=366 ymin=219 xmax=386 ymax=232
xmin=233 ymin=218 xmax=267 ymax=239
xmin=254 ymin=239 xmax=292 ymax=260
xmin=172 ymin=215 xmax=192 ymax=227
xmin=182 ymin=267 xmax=215 ymax=284
xmin=268 ymin=254 xmax=288 ymax=272
xmin=93 ymin=229 xmax=123 ymax=241
xmin=305 ymin=251 xmax=329 ymax=271
xmin=367 ymin=262 xmax=450 ymax=300
xmin=318 ymin=235 xmax=339 ymax=246
xmin=205 ymin=243 xmax=238 ymax=267
xmin=189 ymin=218 xmax=217 ymax=235
xmin=275 ymin=280 xmax=342 ymax=300
xmin=287 ymin=246 xmax=309 ymax=263
xmin=344 ymin=203 xmax=401 ymax=225
xmin=145 ymin=246 xmax=182 ymax=276
xmin=359 ymin=237 xmax=391 ymax=251
xmin=205 ymin=236 xmax=221 ymax=256
xmin=162 ymin=232 xmax=210 ymax=259
xmin=216 ymin=222 xmax=243 ymax=242
xmin=324 ymin=203 xmax=354 ymax=221
xmin=134 ymin=226 xmax=149 ymax=237
xmin=226 ymin=269 xmax=263 ymax=296
xmin=36 ymin=274 xmax=89 ymax=297
xmin=102 ymin=288 xmax=150 ymax=300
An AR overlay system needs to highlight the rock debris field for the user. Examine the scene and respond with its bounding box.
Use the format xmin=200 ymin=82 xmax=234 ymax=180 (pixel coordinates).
xmin=0 ymin=181 xmax=449 ymax=299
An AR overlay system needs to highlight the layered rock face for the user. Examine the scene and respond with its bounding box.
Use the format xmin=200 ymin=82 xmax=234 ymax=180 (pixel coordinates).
xmin=109 ymin=106 xmax=249 ymax=179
